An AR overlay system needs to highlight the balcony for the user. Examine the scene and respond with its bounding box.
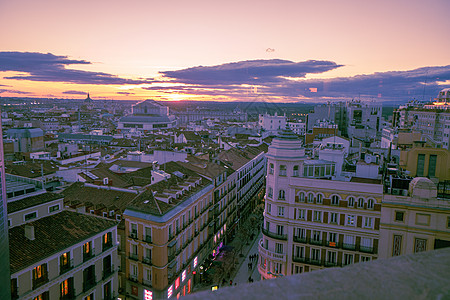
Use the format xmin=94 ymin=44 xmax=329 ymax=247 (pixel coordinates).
xmin=324 ymin=261 xmax=339 ymax=267
xmin=60 ymin=290 xmax=75 ymax=300
xmin=83 ymin=249 xmax=95 ymax=262
xmin=83 ymin=277 xmax=97 ymax=292
xmin=102 ymin=265 xmax=115 ymax=280
xmin=129 ymin=232 xmax=138 ymax=240
xmin=128 ymin=275 xmax=138 ymax=283
xmin=143 ymin=235 xmax=152 ymax=243
xmin=360 ymin=245 xmax=375 ymax=254
xmin=258 ymin=239 xmax=287 ymax=261
xmin=32 ymin=276 xmax=49 ymax=290
xmin=102 ymin=241 xmax=113 ymax=252
xmin=129 ymin=253 xmax=138 ymax=261
xmin=292 ymin=256 xmax=306 ymax=263
xmin=59 ymin=259 xmax=74 ymax=275
xmin=262 ymin=228 xmax=287 ymax=241
xmin=142 ymin=279 xmax=152 ymax=288
xmin=143 ymin=257 xmax=152 ymax=266
xmin=293 ymin=235 xmax=307 ymax=243
xmin=309 ymin=258 xmax=322 ymax=266
xmin=310 ymin=239 xmax=323 ymax=246
xmin=342 ymin=243 xmax=356 ymax=251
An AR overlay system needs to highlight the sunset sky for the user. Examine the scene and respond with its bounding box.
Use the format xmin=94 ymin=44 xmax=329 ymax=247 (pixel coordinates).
xmin=1 ymin=0 xmax=449 ymax=102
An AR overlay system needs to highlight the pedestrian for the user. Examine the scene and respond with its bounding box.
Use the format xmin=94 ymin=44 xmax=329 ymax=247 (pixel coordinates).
xmin=250 ymin=262 xmax=252 ymax=269
xmin=230 ymin=280 xmax=233 ymax=286
xmin=248 ymin=276 xmax=251 ymax=283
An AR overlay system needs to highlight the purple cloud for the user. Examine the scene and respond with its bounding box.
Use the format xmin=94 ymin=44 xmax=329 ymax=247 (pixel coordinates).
xmin=62 ymin=90 xmax=87 ymax=95
xmin=0 ymin=89 xmax=32 ymax=94
xmin=161 ymin=59 xmax=342 ymax=85
xmin=0 ymin=51 xmax=152 ymax=85
xmin=150 ymin=59 xmax=450 ymax=102
xmin=117 ymin=91 xmax=134 ymax=95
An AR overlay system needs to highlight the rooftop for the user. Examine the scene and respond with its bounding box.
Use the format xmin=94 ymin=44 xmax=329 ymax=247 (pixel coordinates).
xmin=9 ymin=210 xmax=117 ymax=273
xmin=7 ymin=192 xmax=62 ymax=214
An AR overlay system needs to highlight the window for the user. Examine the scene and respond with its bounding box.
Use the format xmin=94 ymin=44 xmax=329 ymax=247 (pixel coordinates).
xmin=278 ymin=189 xmax=285 ymax=200
xmin=275 ymin=243 xmax=284 ymax=254
xmin=268 ymin=187 xmax=273 ymax=198
xmin=330 ymin=212 xmax=338 ymax=224
xmin=395 ymin=211 xmax=404 ymax=222
xmin=277 ymin=206 xmax=285 ymax=217
xmin=328 ymin=232 xmax=337 ymax=243
xmin=267 ymin=203 xmax=271 ymax=214
xmin=348 ymin=197 xmax=355 ymax=207
xmin=60 ymin=252 xmax=71 ymax=274
xmin=297 ymin=192 xmax=305 ymax=202
xmin=83 ymin=241 xmax=93 ymax=261
xmin=343 ymin=254 xmax=354 ymax=265
xmin=145 ymin=227 xmax=152 ymax=243
xmin=312 ymin=230 xmax=321 ymax=242
xmin=363 ymin=217 xmax=373 ymax=228
xmin=295 ymin=246 xmax=304 ymax=258
xmin=131 ymin=223 xmax=138 ymax=237
xmin=102 ymin=232 xmax=113 ymax=251
xmin=360 ymin=256 xmax=371 ymax=262
xmin=344 ymin=235 xmax=355 ymax=246
xmin=417 ymin=154 xmax=425 ymax=177
xmin=327 ymin=251 xmax=337 ymax=263
xmin=295 ymin=227 xmax=306 ymax=239
xmin=316 ymin=194 xmax=323 ymax=204
xmin=279 ymin=165 xmax=287 ymax=176
xmin=60 ymin=278 xmax=73 ymax=299
xmin=414 ymin=238 xmax=427 ymax=253
xmin=367 ymin=199 xmax=374 ymax=209
xmin=428 ymin=155 xmax=437 ymax=177
xmin=311 ymin=249 xmax=321 ymax=261
xmin=357 ymin=198 xmax=364 ymax=208
xmin=276 ymin=225 xmax=284 ymax=236
xmin=24 ymin=212 xmax=37 ymax=221
xmin=346 ymin=215 xmax=355 ymax=226
xmin=293 ymin=165 xmax=299 ymax=177
xmin=297 ymin=209 xmax=306 ymax=220
xmin=269 ymin=163 xmax=274 ymax=174
xmin=331 ymin=195 xmax=339 ymax=205
xmin=32 ymin=263 xmax=48 ymax=289
xmin=447 ymin=216 xmax=450 ymax=228
xmin=307 ymin=193 xmax=314 ymax=203
xmin=392 ymin=235 xmax=402 ymax=256
xmin=49 ymin=204 xmax=60 ymax=213
xmin=313 ymin=211 xmax=322 ymax=222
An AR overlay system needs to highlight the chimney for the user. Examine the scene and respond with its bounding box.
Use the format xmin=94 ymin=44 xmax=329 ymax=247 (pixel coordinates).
xmin=25 ymin=225 xmax=35 ymax=241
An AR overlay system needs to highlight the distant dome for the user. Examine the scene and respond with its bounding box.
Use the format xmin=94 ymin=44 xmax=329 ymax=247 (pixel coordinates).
xmin=409 ymin=177 xmax=437 ymax=199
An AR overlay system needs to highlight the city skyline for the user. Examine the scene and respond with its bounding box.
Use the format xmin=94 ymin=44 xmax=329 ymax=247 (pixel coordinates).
xmin=1 ymin=0 xmax=450 ymax=102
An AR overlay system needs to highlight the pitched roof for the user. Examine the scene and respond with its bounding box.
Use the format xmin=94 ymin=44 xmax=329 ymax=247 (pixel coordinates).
xmin=61 ymin=182 xmax=138 ymax=212
xmin=7 ymin=192 xmax=63 ymax=214
xmin=9 ymin=210 xmax=117 ymax=273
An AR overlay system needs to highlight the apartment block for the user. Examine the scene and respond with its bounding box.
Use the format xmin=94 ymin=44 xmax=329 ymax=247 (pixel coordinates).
xmin=379 ymin=177 xmax=450 ymax=258
xmin=8 ymin=192 xmax=119 ymax=300
xmin=258 ymin=129 xmax=383 ymax=279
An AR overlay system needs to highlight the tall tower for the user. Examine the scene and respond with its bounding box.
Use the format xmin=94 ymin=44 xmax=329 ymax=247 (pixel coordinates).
xmin=0 ymin=112 xmax=10 ymax=300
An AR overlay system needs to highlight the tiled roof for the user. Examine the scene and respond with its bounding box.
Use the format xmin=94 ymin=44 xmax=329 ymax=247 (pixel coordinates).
xmin=5 ymin=161 xmax=59 ymax=178
xmin=61 ymin=182 xmax=138 ymax=212
xmin=7 ymin=192 xmax=63 ymax=214
xmin=9 ymin=210 xmax=117 ymax=273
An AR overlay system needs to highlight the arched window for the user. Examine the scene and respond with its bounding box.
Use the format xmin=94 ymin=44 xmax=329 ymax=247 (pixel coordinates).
xmin=348 ymin=197 xmax=355 ymax=207
xmin=357 ymin=198 xmax=365 ymax=208
xmin=278 ymin=190 xmax=286 ymax=200
xmin=293 ymin=165 xmax=299 ymax=177
xmin=307 ymin=193 xmax=314 ymax=203
xmin=331 ymin=195 xmax=340 ymax=205
xmin=279 ymin=165 xmax=287 ymax=176
xmin=269 ymin=163 xmax=274 ymax=174
xmin=297 ymin=192 xmax=305 ymax=202
xmin=316 ymin=194 xmax=323 ymax=204
xmin=367 ymin=199 xmax=374 ymax=209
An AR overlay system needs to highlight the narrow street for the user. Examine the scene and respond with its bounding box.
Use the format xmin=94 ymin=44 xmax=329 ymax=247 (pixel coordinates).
xmin=231 ymin=231 xmax=262 ymax=285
